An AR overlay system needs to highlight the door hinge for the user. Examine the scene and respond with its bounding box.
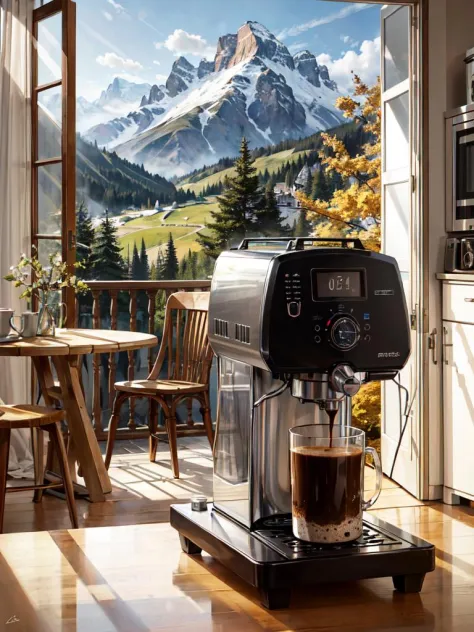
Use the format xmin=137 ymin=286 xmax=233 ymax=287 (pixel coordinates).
xmin=410 ymin=310 xmax=417 ymax=330
xmin=412 ymin=15 xmax=418 ymax=29
xmin=411 ymin=175 xmax=416 ymax=193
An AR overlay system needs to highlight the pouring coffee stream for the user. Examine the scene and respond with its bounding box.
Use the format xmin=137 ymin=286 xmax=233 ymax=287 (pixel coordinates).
xmin=326 ymin=408 xmax=338 ymax=448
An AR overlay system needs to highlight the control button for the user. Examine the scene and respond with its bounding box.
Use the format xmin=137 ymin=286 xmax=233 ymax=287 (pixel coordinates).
xmin=364 ymin=334 xmax=371 ymax=342
xmin=287 ymin=301 xmax=301 ymax=318
xmin=364 ymin=324 xmax=371 ymax=331
xmin=314 ymin=325 xmax=321 ymax=332
xmin=364 ymin=313 xmax=370 ymax=320
xmin=292 ymin=273 xmax=301 ymax=278
xmin=314 ymin=336 xmax=321 ymax=343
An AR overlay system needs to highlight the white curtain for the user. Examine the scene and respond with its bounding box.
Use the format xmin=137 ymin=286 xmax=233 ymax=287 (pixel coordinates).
xmin=0 ymin=0 xmax=34 ymax=478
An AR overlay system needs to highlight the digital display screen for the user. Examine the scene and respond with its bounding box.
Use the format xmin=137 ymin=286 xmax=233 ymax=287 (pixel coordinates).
xmin=312 ymin=270 xmax=363 ymax=299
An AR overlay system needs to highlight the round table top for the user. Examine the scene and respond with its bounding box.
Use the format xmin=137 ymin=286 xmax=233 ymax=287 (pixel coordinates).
xmin=0 ymin=329 xmax=158 ymax=357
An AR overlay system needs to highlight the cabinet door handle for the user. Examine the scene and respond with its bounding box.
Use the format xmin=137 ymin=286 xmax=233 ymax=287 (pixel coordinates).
xmin=464 ymin=298 xmax=474 ymax=302
xmin=428 ymin=328 xmax=438 ymax=365
xmin=442 ymin=326 xmax=453 ymax=365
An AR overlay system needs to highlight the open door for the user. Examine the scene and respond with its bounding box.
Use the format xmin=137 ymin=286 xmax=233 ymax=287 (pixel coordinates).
xmin=32 ymin=0 xmax=76 ymax=322
xmin=380 ymin=4 xmax=423 ymax=497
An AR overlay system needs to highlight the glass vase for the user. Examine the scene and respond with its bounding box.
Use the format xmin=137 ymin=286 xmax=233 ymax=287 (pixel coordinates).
xmin=37 ymin=304 xmax=56 ymax=336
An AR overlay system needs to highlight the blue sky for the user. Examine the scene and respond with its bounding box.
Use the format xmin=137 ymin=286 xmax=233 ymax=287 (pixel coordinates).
xmin=76 ymin=0 xmax=382 ymax=100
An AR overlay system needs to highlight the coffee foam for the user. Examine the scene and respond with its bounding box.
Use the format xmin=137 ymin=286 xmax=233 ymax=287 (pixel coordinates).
xmin=292 ymin=514 xmax=362 ymax=544
xmin=291 ymin=445 xmax=362 ymax=458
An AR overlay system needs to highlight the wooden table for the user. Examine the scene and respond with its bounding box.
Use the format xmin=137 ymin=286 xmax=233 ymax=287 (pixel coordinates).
xmin=0 ymin=503 xmax=472 ymax=632
xmin=0 ymin=329 xmax=157 ymax=502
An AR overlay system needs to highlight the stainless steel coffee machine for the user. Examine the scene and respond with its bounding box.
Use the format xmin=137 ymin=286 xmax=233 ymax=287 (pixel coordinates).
xmin=171 ymin=238 xmax=434 ymax=609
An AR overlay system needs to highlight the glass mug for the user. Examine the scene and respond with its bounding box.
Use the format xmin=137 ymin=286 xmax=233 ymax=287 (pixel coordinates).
xmin=289 ymin=425 xmax=382 ymax=544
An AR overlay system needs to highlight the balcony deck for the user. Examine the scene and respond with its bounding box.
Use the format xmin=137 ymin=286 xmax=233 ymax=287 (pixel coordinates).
xmin=1 ymin=438 xmax=474 ymax=630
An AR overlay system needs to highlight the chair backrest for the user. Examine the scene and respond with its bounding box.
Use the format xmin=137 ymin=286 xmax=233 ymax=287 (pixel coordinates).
xmin=148 ymin=291 xmax=213 ymax=384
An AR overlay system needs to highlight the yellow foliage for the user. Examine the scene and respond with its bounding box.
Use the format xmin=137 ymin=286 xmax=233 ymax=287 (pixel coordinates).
xmin=296 ymin=74 xmax=381 ymax=253
xmin=351 ymin=381 xmax=381 ymax=440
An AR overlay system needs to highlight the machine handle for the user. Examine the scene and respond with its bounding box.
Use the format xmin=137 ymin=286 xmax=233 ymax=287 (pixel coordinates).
xmin=236 ymin=237 xmax=365 ymax=251
xmin=464 ymin=298 xmax=474 ymax=302
xmin=291 ymin=237 xmax=365 ymax=251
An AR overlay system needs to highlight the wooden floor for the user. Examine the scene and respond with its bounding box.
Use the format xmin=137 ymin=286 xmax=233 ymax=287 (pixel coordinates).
xmin=1 ymin=439 xmax=474 ymax=630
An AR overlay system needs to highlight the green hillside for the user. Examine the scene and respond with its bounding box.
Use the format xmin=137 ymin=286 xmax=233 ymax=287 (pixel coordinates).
xmin=124 ymin=200 xmax=218 ymax=229
xmin=76 ymin=136 xmax=177 ymax=212
xmin=178 ymin=149 xmax=311 ymax=195
xmin=117 ymin=199 xmax=219 ymax=260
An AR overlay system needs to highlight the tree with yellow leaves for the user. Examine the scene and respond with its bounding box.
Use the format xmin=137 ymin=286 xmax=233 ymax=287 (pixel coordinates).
xmin=296 ymin=74 xmax=381 ymax=251
xmin=297 ymin=75 xmax=383 ymax=448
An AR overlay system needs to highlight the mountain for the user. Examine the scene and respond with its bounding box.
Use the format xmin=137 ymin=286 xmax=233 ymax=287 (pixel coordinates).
xmin=97 ymin=77 xmax=152 ymax=111
xmin=83 ymin=21 xmax=343 ymax=177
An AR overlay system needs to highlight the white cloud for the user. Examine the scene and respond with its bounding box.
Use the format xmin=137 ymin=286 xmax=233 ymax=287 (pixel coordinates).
xmin=340 ymin=35 xmax=359 ymax=49
xmin=156 ymin=29 xmax=215 ymax=59
xmin=102 ymin=10 xmax=113 ymax=21
xmin=96 ymin=51 xmax=143 ymax=71
xmin=316 ymin=37 xmax=380 ymax=93
xmin=153 ymin=60 xmax=161 ymax=66
xmin=278 ymin=4 xmax=371 ymax=39
xmin=155 ymin=74 xmax=167 ymax=84
xmin=107 ymin=0 xmax=126 ymax=14
xmin=288 ymin=42 xmax=309 ymax=55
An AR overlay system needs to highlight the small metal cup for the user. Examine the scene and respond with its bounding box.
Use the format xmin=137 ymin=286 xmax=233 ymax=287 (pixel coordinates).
xmin=191 ymin=495 xmax=208 ymax=512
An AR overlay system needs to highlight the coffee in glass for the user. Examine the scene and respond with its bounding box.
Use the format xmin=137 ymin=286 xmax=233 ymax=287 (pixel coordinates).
xmin=290 ymin=425 xmax=382 ymax=544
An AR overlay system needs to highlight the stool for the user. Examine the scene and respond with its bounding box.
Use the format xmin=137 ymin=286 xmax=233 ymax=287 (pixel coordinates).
xmin=0 ymin=405 xmax=78 ymax=532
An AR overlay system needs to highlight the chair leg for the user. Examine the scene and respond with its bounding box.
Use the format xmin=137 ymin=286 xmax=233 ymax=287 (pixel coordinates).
xmin=31 ymin=427 xmax=45 ymax=503
xmin=149 ymin=399 xmax=159 ymax=463
xmin=105 ymin=392 xmax=128 ymax=470
xmin=165 ymin=415 xmax=179 ymax=478
xmin=47 ymin=423 xmax=79 ymax=529
xmin=0 ymin=429 xmax=11 ymax=534
xmin=201 ymin=393 xmax=214 ymax=450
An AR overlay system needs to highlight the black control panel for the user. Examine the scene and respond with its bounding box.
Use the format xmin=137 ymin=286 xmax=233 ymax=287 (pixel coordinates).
xmin=261 ymin=248 xmax=411 ymax=374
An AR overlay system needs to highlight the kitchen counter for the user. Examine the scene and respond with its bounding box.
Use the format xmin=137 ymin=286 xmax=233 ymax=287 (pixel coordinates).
xmin=437 ymin=272 xmax=474 ymax=282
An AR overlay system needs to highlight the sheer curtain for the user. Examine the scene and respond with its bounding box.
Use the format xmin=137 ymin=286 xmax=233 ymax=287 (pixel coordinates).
xmin=0 ymin=0 xmax=34 ymax=477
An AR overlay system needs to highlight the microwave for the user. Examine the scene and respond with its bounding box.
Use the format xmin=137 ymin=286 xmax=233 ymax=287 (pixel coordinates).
xmin=446 ymin=104 xmax=474 ymax=232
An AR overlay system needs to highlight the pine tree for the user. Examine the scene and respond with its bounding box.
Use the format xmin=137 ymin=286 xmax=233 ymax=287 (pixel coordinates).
xmin=161 ymin=233 xmax=179 ymax=279
xmin=131 ymin=242 xmax=141 ymax=279
xmin=199 ymin=137 xmax=264 ymax=258
xmin=254 ymin=184 xmax=288 ymax=236
xmin=92 ymin=209 xmax=126 ymax=280
xmin=293 ymin=210 xmax=313 ymax=237
xmin=311 ymin=168 xmax=331 ymax=202
xmin=76 ymin=202 xmax=96 ymax=279
xmin=139 ymin=238 xmax=149 ymax=279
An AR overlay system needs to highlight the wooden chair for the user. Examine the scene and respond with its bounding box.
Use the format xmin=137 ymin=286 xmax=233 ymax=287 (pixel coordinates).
xmin=105 ymin=292 xmax=214 ymax=478
xmin=0 ymin=404 xmax=78 ymax=532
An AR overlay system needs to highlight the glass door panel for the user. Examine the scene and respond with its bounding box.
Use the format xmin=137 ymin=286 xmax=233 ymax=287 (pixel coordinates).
xmin=38 ymin=85 xmax=62 ymax=160
xmin=37 ymin=12 xmax=62 ymax=86
xmin=38 ymin=163 xmax=62 ymax=234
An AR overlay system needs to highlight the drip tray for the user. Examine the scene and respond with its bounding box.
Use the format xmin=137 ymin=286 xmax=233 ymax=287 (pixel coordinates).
xmin=253 ymin=516 xmax=403 ymax=560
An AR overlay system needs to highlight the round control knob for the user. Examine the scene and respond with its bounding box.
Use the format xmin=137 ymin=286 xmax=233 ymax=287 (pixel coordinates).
xmin=330 ymin=364 xmax=361 ymax=397
xmin=330 ymin=315 xmax=360 ymax=351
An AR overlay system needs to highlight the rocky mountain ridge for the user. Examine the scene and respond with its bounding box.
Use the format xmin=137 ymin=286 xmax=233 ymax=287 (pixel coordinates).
xmin=83 ymin=21 xmax=343 ymax=177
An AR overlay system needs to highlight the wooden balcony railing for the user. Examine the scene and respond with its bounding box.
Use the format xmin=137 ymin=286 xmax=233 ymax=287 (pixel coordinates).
xmin=74 ymin=280 xmax=212 ymax=441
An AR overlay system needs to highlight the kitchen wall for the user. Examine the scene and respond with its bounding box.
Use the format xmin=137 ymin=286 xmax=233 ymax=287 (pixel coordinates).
xmin=426 ymin=0 xmax=474 ymax=497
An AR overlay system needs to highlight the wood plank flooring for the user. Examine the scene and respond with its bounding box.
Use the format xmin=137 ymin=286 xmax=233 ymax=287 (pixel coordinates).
xmin=1 ymin=438 xmax=474 ymax=630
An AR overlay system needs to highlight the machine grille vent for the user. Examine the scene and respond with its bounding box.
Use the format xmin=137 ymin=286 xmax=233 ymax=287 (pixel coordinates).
xmin=214 ymin=318 xmax=229 ymax=338
xmin=235 ymin=323 xmax=250 ymax=344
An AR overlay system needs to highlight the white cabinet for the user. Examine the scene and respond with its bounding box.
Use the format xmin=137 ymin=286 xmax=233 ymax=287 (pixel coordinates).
xmin=443 ymin=320 xmax=474 ymax=502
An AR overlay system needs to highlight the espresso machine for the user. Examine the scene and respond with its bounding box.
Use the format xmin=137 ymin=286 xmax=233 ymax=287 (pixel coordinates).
xmin=170 ymin=238 xmax=434 ymax=609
